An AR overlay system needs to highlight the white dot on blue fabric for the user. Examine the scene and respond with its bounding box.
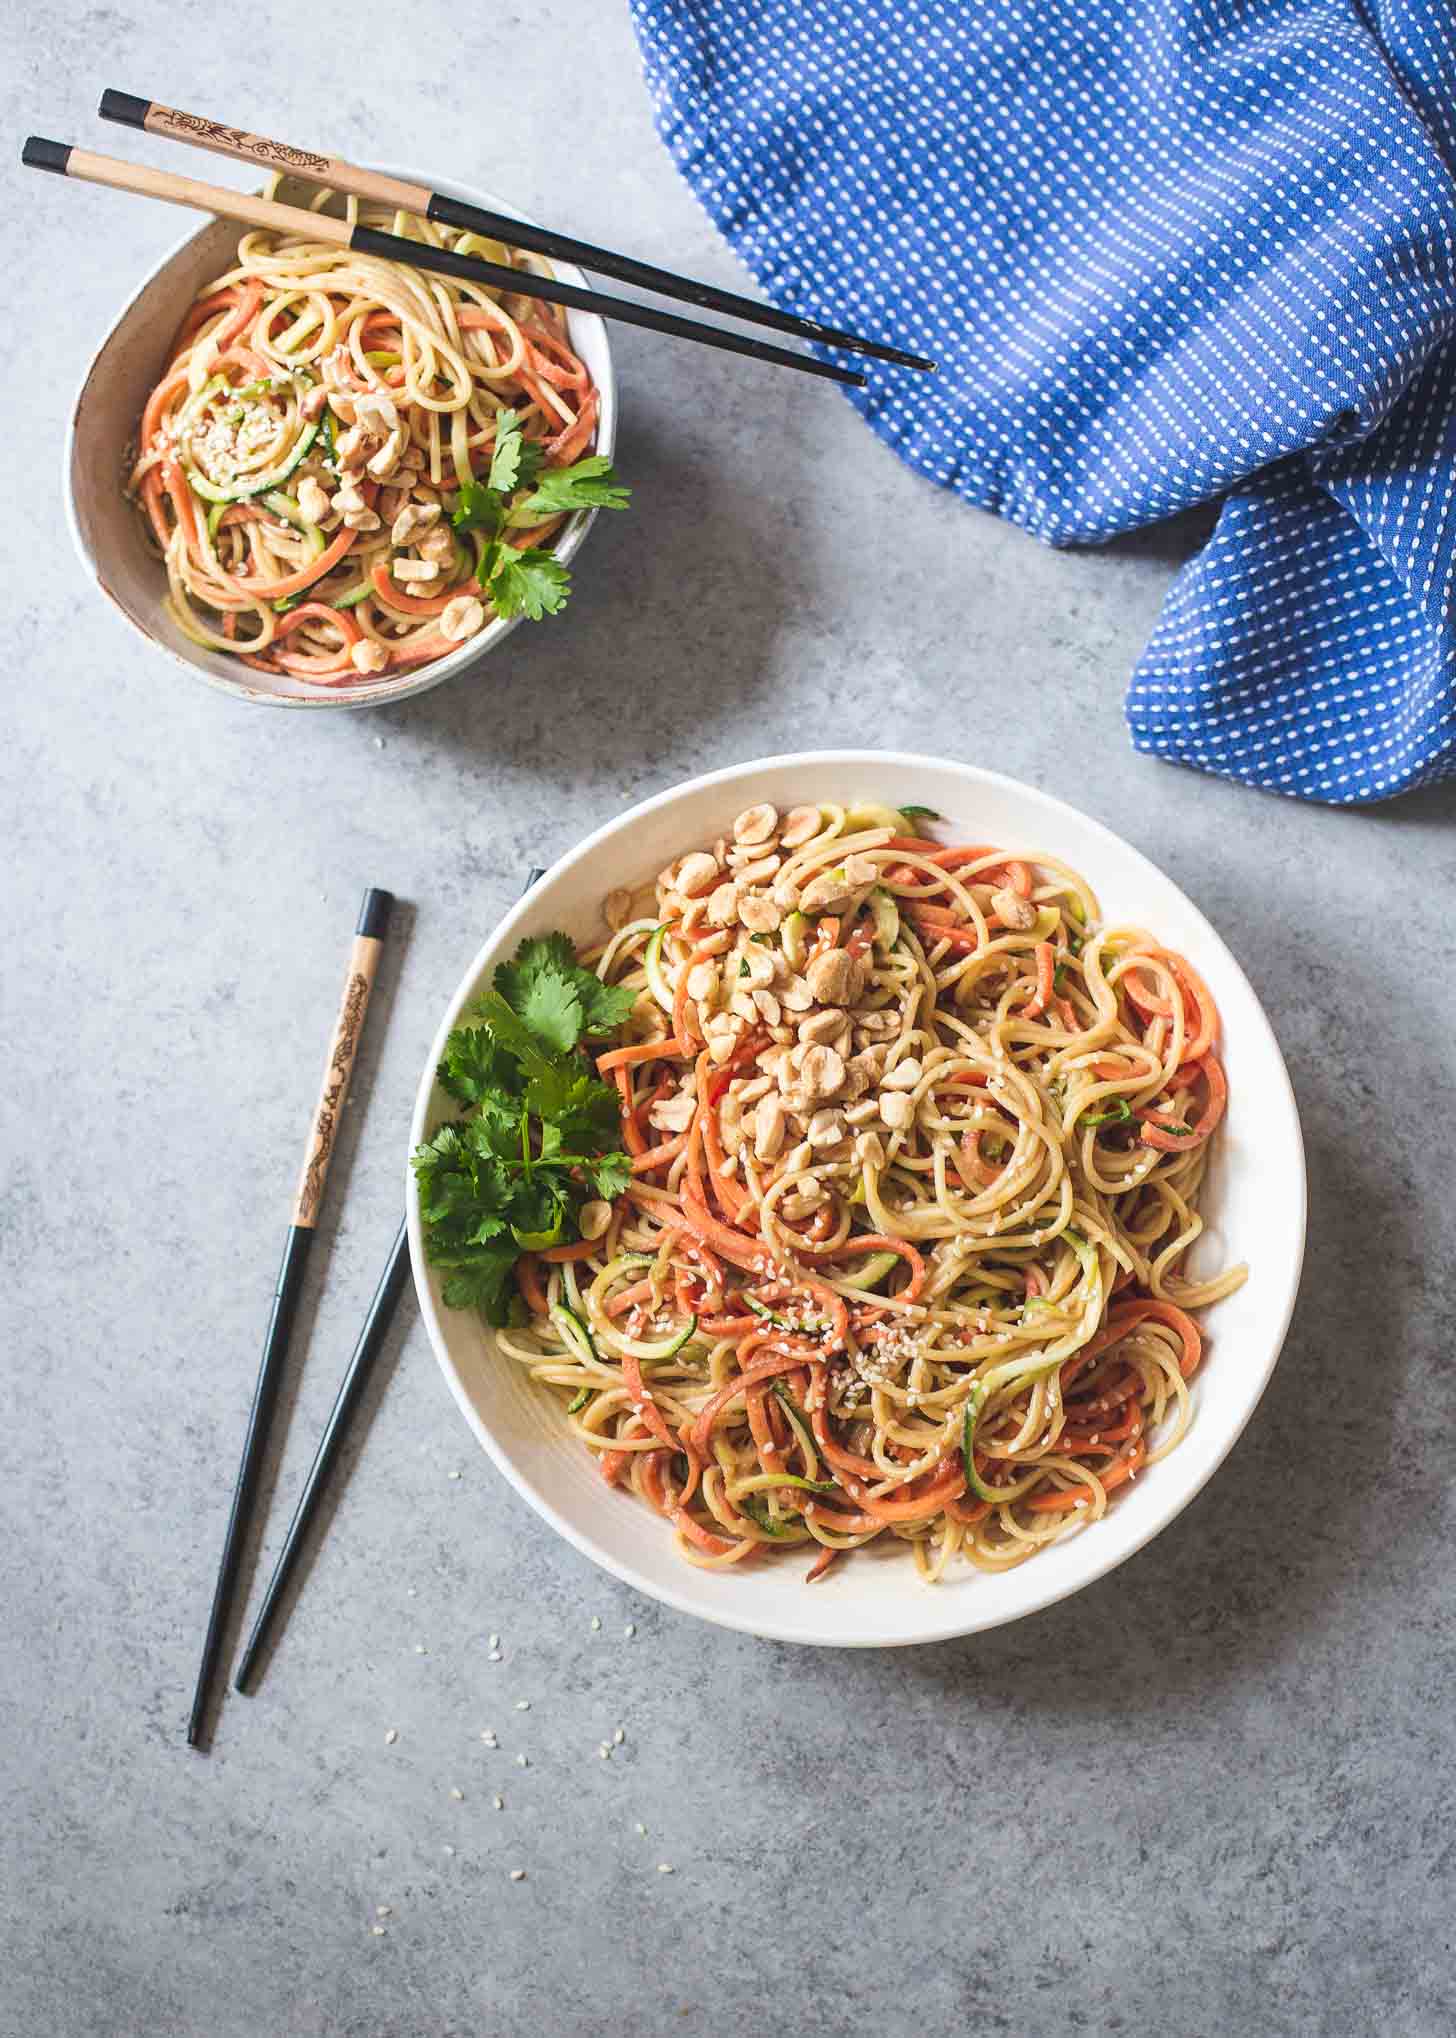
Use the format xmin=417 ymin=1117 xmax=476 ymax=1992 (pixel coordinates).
xmin=628 ymin=0 xmax=1456 ymax=803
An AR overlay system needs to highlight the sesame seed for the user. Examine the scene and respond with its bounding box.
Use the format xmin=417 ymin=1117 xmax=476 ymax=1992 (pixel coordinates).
xmin=514 ymin=1700 xmax=530 ymax=1712
xmin=442 ymin=1845 xmax=455 ymax=1856
xmin=384 ymin=1728 xmax=398 ymax=1745
xmin=371 ymin=1924 xmax=386 ymax=1936
xmin=510 ymin=1869 xmax=526 ymax=1882
xmin=599 ymin=1744 xmax=611 ymax=1759
xmin=448 ymin=1469 xmax=461 ymax=1481
xmin=376 ymin=1905 xmax=391 ymax=1918
xmin=450 ymin=1788 xmax=463 ymax=1801
xmin=493 ymin=1794 xmax=504 ymax=1810
xmin=590 ymin=1616 xmax=602 ymax=1631
xmin=624 ymin=1623 xmax=636 ymax=1637
xmin=414 ymin=1644 xmax=426 ymax=1655
xmin=489 ymin=1633 xmax=500 ymax=1649
xmin=488 ymin=1651 xmax=503 ymax=1662
xmin=635 ymin=1822 xmax=647 ymax=1836
xmin=613 ymin=1728 xmax=625 ymax=1745
xmin=657 ymin=1863 xmax=674 ymax=1875
xmin=516 ymin=1754 xmax=528 ymax=1767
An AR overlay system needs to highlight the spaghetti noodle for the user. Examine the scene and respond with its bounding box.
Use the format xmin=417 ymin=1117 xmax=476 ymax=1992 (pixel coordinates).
xmin=498 ymin=796 xmax=1246 ymax=1585
xmin=127 ymin=184 xmax=603 ymax=683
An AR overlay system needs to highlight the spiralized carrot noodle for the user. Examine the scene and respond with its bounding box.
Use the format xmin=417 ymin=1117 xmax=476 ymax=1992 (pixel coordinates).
xmin=492 ymin=798 xmax=1247 ymax=1585
xmin=126 ymin=180 xmax=601 ymax=687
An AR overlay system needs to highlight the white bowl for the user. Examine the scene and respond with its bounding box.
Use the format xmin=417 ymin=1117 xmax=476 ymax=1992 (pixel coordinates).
xmin=407 ymin=752 xmax=1306 ymax=1646
xmin=64 ymin=168 xmax=615 ymax=709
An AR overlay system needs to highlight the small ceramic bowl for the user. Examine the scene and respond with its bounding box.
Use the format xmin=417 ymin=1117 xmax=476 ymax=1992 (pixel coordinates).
xmin=64 ymin=168 xmax=615 ymax=709
xmin=408 ymin=751 xmax=1307 ymax=1647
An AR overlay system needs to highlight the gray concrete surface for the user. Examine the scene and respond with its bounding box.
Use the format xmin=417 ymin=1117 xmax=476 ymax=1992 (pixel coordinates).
xmin=5 ymin=7 xmax=1456 ymax=2034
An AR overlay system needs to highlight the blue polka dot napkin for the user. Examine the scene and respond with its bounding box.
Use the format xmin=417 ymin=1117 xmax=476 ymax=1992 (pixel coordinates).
xmin=629 ymin=0 xmax=1456 ymax=802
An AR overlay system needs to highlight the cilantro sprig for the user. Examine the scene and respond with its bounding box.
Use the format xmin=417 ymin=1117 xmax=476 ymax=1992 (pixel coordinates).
xmin=412 ymin=933 xmax=636 ymax=1324
xmin=448 ymin=409 xmax=629 ymax=626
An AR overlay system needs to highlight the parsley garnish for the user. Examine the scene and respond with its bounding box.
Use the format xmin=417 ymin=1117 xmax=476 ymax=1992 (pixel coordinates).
xmin=520 ymin=455 xmax=629 ymax=516
xmin=412 ymin=933 xmax=636 ymax=1324
xmin=480 ymin=540 xmax=572 ymax=621
xmin=449 ymin=410 xmax=629 ymax=626
xmin=898 ymin=805 xmax=941 ymax=822
xmin=487 ymin=409 xmax=545 ymax=496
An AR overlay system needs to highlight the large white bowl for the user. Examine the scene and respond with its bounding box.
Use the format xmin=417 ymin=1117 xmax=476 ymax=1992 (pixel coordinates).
xmin=407 ymin=753 xmax=1306 ymax=1646
xmin=65 ymin=168 xmax=615 ymax=709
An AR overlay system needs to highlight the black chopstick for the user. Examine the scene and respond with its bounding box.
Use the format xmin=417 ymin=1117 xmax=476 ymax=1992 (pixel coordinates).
xmin=231 ymin=1217 xmax=411 ymax=1694
xmin=23 ymin=138 xmax=870 ymax=390
xmin=98 ymin=90 xmax=936 ymax=376
xmin=186 ymin=887 xmax=393 ymax=1748
xmin=233 ymin=869 xmax=543 ymax=1695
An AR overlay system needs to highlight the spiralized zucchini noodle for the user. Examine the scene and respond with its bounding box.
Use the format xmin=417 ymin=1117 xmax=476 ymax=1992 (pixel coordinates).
xmin=500 ymin=798 xmax=1247 ymax=1585
xmin=126 ymin=183 xmax=599 ymax=685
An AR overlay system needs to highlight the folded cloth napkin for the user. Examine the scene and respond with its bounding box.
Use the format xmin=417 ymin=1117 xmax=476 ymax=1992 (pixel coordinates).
xmin=629 ymin=0 xmax=1456 ymax=802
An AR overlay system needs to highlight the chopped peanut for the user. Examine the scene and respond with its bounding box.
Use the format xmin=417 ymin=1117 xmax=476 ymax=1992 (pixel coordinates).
xmin=732 ymin=803 xmax=778 ymax=846
xmin=880 ymin=1090 xmax=915 ymax=1131
xmin=578 ymin=1199 xmax=612 ymax=1241
xmin=805 ymin=949 xmax=864 ymax=1007
xmin=440 ymin=595 xmax=486 ymax=642
xmin=676 ymin=852 xmax=720 ymax=898
xmin=297 ymin=476 xmax=331 ymax=524
xmin=991 ymin=886 xmax=1038 ymax=931
xmin=779 ymin=806 xmax=823 ymax=849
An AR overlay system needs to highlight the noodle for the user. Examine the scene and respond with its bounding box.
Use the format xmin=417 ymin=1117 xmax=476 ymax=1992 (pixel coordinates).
xmin=495 ymin=797 xmax=1247 ymax=1586
xmin=127 ymin=183 xmax=600 ymax=684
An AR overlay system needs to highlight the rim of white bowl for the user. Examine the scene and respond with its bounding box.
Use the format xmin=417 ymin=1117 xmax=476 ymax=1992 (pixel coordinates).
xmin=63 ymin=166 xmax=615 ymax=711
xmin=407 ymin=752 xmax=1307 ymax=1646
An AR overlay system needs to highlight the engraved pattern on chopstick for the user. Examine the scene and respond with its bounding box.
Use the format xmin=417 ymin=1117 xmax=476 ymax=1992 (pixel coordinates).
xmin=296 ymin=970 xmax=370 ymax=1225
xmin=155 ymin=109 xmax=330 ymax=176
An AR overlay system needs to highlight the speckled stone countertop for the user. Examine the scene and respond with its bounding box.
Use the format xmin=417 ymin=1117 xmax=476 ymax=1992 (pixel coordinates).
xmin=5 ymin=11 xmax=1456 ymax=2035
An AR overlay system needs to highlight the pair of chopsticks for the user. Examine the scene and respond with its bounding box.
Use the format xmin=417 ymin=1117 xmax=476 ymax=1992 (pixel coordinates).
xmin=20 ymin=92 xmax=936 ymax=389
xmin=189 ymin=873 xmax=540 ymax=1745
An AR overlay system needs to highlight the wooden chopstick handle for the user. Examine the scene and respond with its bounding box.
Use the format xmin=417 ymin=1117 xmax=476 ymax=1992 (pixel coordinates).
xmin=21 ymin=138 xmax=868 ymax=389
xmin=291 ymin=889 xmax=393 ymax=1227
xmin=99 ymin=91 xmax=431 ymax=213
xmin=37 ymin=140 xmax=355 ymax=246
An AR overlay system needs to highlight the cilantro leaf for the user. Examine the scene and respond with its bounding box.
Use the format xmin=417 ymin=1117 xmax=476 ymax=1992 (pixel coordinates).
xmin=548 ymin=1071 xmax=626 ymax=1152
xmin=437 ymin=1024 xmax=518 ymax=1107
xmin=417 ymin=929 xmax=637 ymax=1326
xmin=452 ymin=477 xmax=507 ymax=538
xmin=438 ymin=1241 xmax=520 ymax=1321
xmin=521 ymin=455 xmax=630 ymax=518
xmin=585 ymin=1151 xmax=633 ymax=1201
xmin=469 ymin=988 xmax=563 ymax=1083
xmin=578 ymin=976 xmax=637 ymax=1035
xmin=508 ymin=1176 xmax=568 ymax=1250
xmin=486 ymin=410 xmax=545 ymax=495
xmin=514 ymin=966 xmax=585 ymax=1056
xmin=494 ymin=935 xmax=635 ymax=1044
xmin=481 ymin=543 xmax=571 ymax=621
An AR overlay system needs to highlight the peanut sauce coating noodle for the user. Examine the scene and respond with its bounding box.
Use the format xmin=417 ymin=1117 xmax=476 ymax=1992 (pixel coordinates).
xmin=498 ymin=799 xmax=1246 ymax=1585
xmin=128 ymin=181 xmax=601 ymax=683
